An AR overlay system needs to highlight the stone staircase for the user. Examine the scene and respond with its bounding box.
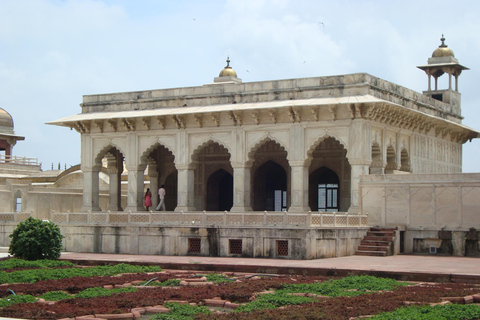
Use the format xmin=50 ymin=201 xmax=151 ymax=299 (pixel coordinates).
xmin=355 ymin=227 xmax=397 ymax=256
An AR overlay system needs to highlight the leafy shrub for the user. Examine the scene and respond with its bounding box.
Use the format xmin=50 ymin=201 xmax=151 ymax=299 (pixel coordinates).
xmin=151 ymin=302 xmax=212 ymax=320
xmin=8 ymin=217 xmax=64 ymax=260
xmin=0 ymin=294 xmax=37 ymax=307
xmin=0 ymin=258 xmax=74 ymax=270
xmin=74 ymin=287 xmax=137 ymax=299
xmin=279 ymin=275 xmax=408 ymax=297
xmin=0 ymin=263 xmax=162 ymax=284
xmin=370 ymin=303 xmax=480 ymax=320
xmin=235 ymin=292 xmax=313 ymax=313
xmin=139 ymin=279 xmax=181 ymax=287
xmin=205 ymin=273 xmax=235 ymax=283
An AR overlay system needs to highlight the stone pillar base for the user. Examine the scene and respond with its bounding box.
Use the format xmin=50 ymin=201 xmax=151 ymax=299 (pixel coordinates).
xmin=230 ymin=206 xmax=253 ymax=213
xmin=174 ymin=206 xmax=196 ymax=212
xmin=287 ymin=205 xmax=311 ymax=213
xmin=80 ymin=206 xmax=102 ymax=213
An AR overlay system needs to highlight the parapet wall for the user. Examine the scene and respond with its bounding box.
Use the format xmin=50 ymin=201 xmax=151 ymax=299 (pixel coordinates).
xmin=360 ymin=173 xmax=480 ymax=256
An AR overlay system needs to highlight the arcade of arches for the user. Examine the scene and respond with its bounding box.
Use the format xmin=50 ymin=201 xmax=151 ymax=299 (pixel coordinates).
xmin=83 ymin=135 xmax=380 ymax=213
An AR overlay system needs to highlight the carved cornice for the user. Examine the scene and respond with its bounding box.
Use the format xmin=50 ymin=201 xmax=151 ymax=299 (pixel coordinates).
xmin=69 ymin=100 xmax=477 ymax=144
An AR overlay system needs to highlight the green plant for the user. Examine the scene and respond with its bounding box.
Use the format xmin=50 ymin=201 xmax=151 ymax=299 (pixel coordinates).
xmin=8 ymin=217 xmax=64 ymax=260
xmin=279 ymin=275 xmax=408 ymax=297
xmin=205 ymin=273 xmax=235 ymax=283
xmin=74 ymin=287 xmax=137 ymax=299
xmin=0 ymin=258 xmax=74 ymax=270
xmin=150 ymin=302 xmax=212 ymax=320
xmin=140 ymin=279 xmax=181 ymax=287
xmin=235 ymin=292 xmax=314 ymax=313
xmin=370 ymin=303 xmax=480 ymax=320
xmin=0 ymin=294 xmax=37 ymax=307
xmin=0 ymin=263 xmax=162 ymax=284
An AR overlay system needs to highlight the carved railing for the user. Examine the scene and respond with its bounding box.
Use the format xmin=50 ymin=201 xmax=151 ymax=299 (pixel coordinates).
xmin=0 ymin=155 xmax=39 ymax=166
xmin=50 ymin=211 xmax=368 ymax=228
xmin=0 ymin=213 xmax=31 ymax=222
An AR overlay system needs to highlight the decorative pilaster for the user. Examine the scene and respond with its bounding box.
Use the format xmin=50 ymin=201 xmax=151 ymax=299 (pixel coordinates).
xmin=230 ymin=164 xmax=252 ymax=212
xmin=80 ymin=166 xmax=102 ymax=212
xmin=349 ymin=162 xmax=370 ymax=213
xmin=124 ymin=165 xmax=146 ymax=212
xmin=175 ymin=165 xmax=195 ymax=211
xmin=148 ymin=163 xmax=159 ymax=209
xmin=288 ymin=161 xmax=310 ymax=212
xmin=287 ymin=124 xmax=309 ymax=212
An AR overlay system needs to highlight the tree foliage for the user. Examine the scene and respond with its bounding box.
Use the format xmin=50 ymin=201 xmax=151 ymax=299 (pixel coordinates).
xmin=8 ymin=217 xmax=64 ymax=260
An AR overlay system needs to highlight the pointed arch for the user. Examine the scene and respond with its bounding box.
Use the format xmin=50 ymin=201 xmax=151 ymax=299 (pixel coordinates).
xmin=369 ymin=142 xmax=383 ymax=174
xmin=400 ymin=148 xmax=410 ymax=172
xmin=308 ymin=136 xmax=350 ymax=212
xmin=140 ymin=141 xmax=175 ymax=166
xmin=247 ymin=135 xmax=288 ymax=164
xmin=94 ymin=143 xmax=125 ymax=167
xmin=306 ymin=134 xmax=347 ymax=162
xmin=385 ymin=145 xmax=397 ymax=173
xmin=309 ymin=166 xmax=340 ymax=212
xmin=190 ymin=140 xmax=233 ymax=210
xmin=191 ymin=138 xmax=231 ymax=163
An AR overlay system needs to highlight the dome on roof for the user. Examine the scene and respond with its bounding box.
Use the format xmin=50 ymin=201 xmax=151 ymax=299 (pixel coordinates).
xmin=218 ymin=57 xmax=238 ymax=77
xmin=0 ymin=107 xmax=13 ymax=129
xmin=432 ymin=35 xmax=455 ymax=58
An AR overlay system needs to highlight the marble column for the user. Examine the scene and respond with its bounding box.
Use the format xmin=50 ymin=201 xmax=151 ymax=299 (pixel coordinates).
xmin=107 ymin=167 xmax=122 ymax=211
xmin=124 ymin=165 xmax=145 ymax=212
xmin=349 ymin=162 xmax=369 ymax=213
xmin=148 ymin=163 xmax=159 ymax=210
xmin=175 ymin=165 xmax=195 ymax=211
xmin=230 ymin=164 xmax=252 ymax=212
xmin=81 ymin=166 xmax=101 ymax=212
xmin=288 ymin=161 xmax=310 ymax=212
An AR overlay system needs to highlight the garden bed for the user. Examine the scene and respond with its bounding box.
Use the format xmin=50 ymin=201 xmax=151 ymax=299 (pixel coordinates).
xmin=0 ymin=258 xmax=479 ymax=320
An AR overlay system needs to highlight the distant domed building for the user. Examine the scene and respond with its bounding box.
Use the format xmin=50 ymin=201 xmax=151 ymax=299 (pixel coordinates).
xmin=0 ymin=106 xmax=24 ymax=157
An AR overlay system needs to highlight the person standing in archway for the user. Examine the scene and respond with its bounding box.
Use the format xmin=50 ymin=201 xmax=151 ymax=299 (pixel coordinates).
xmin=156 ymin=185 xmax=166 ymax=211
xmin=144 ymin=188 xmax=152 ymax=211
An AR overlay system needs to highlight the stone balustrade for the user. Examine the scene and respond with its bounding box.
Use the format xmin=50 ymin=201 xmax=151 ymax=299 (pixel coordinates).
xmin=48 ymin=211 xmax=368 ymax=228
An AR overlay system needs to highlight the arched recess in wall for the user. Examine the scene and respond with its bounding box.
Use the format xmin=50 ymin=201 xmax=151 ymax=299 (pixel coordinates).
xmin=206 ymin=169 xmax=233 ymax=211
xmin=385 ymin=145 xmax=397 ymax=174
xmin=191 ymin=140 xmax=232 ymax=211
xmin=370 ymin=142 xmax=384 ymax=174
xmin=307 ymin=136 xmax=350 ymax=212
xmin=309 ymin=167 xmax=340 ymax=212
xmin=400 ymin=148 xmax=410 ymax=172
xmin=94 ymin=144 xmax=125 ymax=211
xmin=14 ymin=190 xmax=22 ymax=213
xmin=250 ymin=139 xmax=289 ymax=211
xmin=142 ymin=143 xmax=177 ymax=211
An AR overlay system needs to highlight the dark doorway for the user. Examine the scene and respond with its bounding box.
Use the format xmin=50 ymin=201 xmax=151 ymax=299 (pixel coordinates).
xmin=253 ymin=160 xmax=287 ymax=211
xmin=164 ymin=172 xmax=178 ymax=211
xmin=309 ymin=166 xmax=339 ymax=212
xmin=206 ymin=169 xmax=233 ymax=211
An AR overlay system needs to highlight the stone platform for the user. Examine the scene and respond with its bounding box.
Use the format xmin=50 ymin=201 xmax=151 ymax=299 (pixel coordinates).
xmin=58 ymin=252 xmax=480 ymax=284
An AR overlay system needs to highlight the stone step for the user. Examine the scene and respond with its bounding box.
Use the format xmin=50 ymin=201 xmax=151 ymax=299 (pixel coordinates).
xmin=355 ymin=250 xmax=387 ymax=257
xmin=367 ymin=231 xmax=395 ymax=237
xmin=370 ymin=227 xmax=398 ymax=232
xmin=357 ymin=245 xmax=389 ymax=252
xmin=361 ymin=240 xmax=391 ymax=246
xmin=364 ymin=236 xmax=394 ymax=242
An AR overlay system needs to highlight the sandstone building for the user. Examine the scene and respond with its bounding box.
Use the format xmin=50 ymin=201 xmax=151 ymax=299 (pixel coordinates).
xmin=1 ymin=36 xmax=479 ymax=258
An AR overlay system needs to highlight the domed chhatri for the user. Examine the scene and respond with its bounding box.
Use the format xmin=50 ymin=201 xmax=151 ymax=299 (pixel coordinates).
xmin=0 ymin=107 xmax=14 ymax=130
xmin=432 ymin=35 xmax=455 ymax=58
xmin=218 ymin=57 xmax=238 ymax=78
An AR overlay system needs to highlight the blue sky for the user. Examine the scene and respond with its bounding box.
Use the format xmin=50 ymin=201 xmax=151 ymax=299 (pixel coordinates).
xmin=1 ymin=0 xmax=480 ymax=171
